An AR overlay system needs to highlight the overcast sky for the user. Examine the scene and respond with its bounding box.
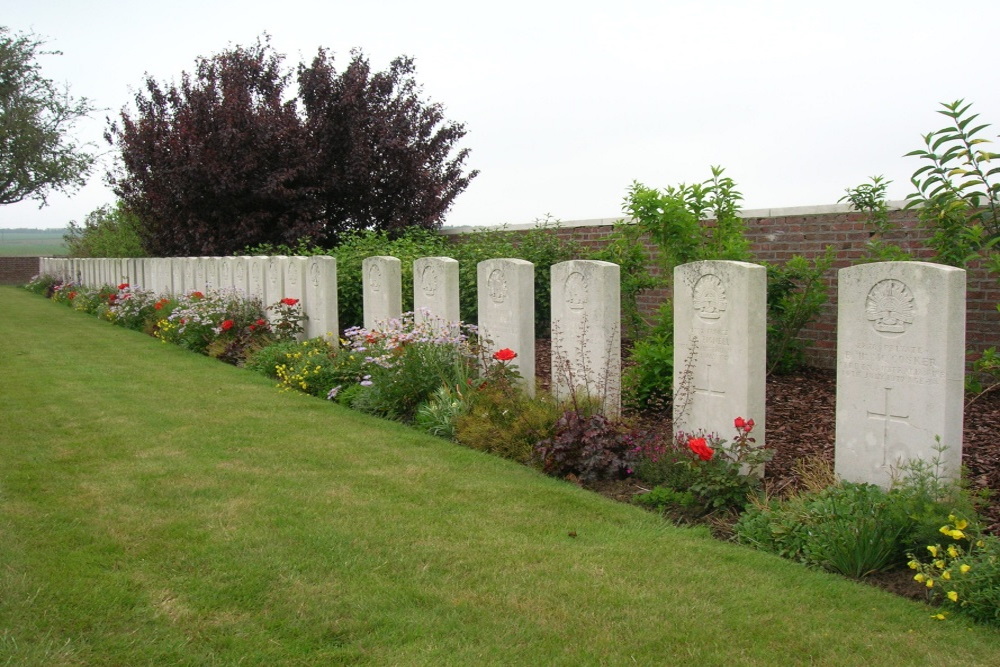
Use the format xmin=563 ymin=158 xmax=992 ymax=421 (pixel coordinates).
xmin=4 ymin=0 xmax=1000 ymax=230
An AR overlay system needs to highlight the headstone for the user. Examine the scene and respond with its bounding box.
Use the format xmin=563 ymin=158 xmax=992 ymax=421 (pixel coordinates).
xmin=154 ymin=259 xmax=173 ymax=295
xmin=171 ymin=259 xmax=186 ymax=295
xmin=205 ymin=257 xmax=221 ymax=291
xmin=193 ymin=258 xmax=208 ymax=293
xmin=414 ymin=257 xmax=460 ymax=330
xmin=282 ymin=256 xmax=306 ymax=340
xmin=363 ymin=256 xmax=402 ymax=330
xmin=305 ymin=256 xmax=338 ymax=342
xmin=673 ymin=261 xmax=767 ymax=466
xmin=183 ymin=258 xmax=197 ymax=294
xmin=550 ymin=260 xmax=621 ymax=417
xmin=218 ymin=257 xmax=235 ymax=292
xmin=248 ymin=256 xmax=268 ymax=303
xmin=265 ymin=256 xmax=287 ymax=309
xmin=232 ymin=257 xmax=250 ymax=296
xmin=478 ymin=258 xmax=535 ymax=396
xmin=835 ymin=262 xmax=966 ymax=487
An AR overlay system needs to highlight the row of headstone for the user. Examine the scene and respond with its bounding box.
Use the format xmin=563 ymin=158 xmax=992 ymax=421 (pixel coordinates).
xmin=39 ymin=256 xmax=338 ymax=342
xmin=671 ymin=259 xmax=965 ymax=488
xmin=40 ymin=255 xmax=966 ymax=488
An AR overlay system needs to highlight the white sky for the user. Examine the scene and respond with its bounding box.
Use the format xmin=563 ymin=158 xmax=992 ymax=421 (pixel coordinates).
xmin=3 ymin=0 xmax=1000 ymax=230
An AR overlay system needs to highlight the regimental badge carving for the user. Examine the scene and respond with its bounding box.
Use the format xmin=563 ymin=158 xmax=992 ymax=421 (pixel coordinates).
xmin=488 ymin=268 xmax=507 ymax=304
xmin=368 ymin=263 xmax=382 ymax=293
xmin=692 ymin=273 xmax=727 ymax=320
xmin=866 ymin=279 xmax=915 ymax=334
xmin=565 ymin=271 xmax=588 ymax=310
xmin=309 ymin=262 xmax=321 ymax=288
xmin=287 ymin=265 xmax=299 ymax=287
xmin=421 ymin=264 xmax=440 ymax=297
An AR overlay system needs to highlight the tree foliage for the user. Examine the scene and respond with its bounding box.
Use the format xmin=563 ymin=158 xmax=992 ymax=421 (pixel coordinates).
xmin=0 ymin=26 xmax=95 ymax=206
xmin=106 ymin=37 xmax=477 ymax=256
xmin=64 ymin=201 xmax=147 ymax=258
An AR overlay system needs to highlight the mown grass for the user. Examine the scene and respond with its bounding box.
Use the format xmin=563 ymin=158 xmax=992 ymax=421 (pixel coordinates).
xmin=1 ymin=285 xmax=998 ymax=665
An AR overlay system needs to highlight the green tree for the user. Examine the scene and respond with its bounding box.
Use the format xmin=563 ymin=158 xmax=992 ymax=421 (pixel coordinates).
xmin=64 ymin=202 xmax=147 ymax=258
xmin=0 ymin=27 xmax=95 ymax=206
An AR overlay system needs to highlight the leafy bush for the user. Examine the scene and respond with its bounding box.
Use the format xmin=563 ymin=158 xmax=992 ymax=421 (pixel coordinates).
xmin=763 ymin=248 xmax=835 ymax=375
xmin=840 ymin=176 xmax=912 ymax=263
xmin=533 ymin=411 xmax=646 ymax=483
xmin=342 ymin=312 xmax=478 ymax=422
xmin=23 ymin=274 xmax=59 ymax=295
xmin=274 ymin=338 xmax=368 ymax=399
xmin=622 ymin=302 xmax=673 ymax=412
xmin=64 ymin=202 xmax=147 ymax=258
xmin=735 ymin=454 xmax=980 ymax=580
xmin=245 ymin=340 xmax=303 ymax=378
xmin=634 ymin=418 xmax=771 ymax=516
xmin=908 ymin=517 xmax=1000 ymax=627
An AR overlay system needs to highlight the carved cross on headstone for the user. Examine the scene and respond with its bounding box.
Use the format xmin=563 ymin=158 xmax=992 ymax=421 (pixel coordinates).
xmin=693 ymin=362 xmax=726 ymax=401
xmin=867 ymin=386 xmax=910 ymax=466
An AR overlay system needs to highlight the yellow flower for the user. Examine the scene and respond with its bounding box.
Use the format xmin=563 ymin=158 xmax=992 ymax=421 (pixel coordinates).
xmin=926 ymin=579 xmax=935 ymax=588
xmin=934 ymin=560 xmax=946 ymax=569
xmin=947 ymin=545 xmax=959 ymax=558
xmin=942 ymin=570 xmax=951 ymax=580
xmin=914 ymin=573 xmax=926 ymax=583
xmin=940 ymin=525 xmax=952 ymax=536
xmin=947 ymin=591 xmax=959 ymax=602
xmin=976 ymin=540 xmax=985 ymax=548
xmin=907 ymin=560 xmax=920 ymax=570
xmin=954 ymin=518 xmax=968 ymax=530
xmin=932 ymin=613 xmax=947 ymax=620
xmin=948 ymin=514 xmax=957 ymax=523
xmin=960 ymin=564 xmax=972 ymax=574
xmin=949 ymin=530 xmax=966 ymax=540
xmin=928 ymin=545 xmax=939 ymax=557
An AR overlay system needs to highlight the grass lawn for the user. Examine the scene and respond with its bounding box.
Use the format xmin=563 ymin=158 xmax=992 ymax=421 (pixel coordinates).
xmin=1 ymin=285 xmax=998 ymax=665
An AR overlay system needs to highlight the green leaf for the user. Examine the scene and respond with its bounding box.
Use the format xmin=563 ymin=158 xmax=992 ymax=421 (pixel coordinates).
xmin=932 ymin=133 xmax=959 ymax=151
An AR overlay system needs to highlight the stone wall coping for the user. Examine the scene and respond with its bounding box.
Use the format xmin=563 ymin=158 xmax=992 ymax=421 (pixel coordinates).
xmin=440 ymin=201 xmax=911 ymax=235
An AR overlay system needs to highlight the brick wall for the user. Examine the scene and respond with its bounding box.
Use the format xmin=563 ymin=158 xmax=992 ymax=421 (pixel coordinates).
xmin=0 ymin=257 xmax=39 ymax=285
xmin=444 ymin=205 xmax=999 ymax=370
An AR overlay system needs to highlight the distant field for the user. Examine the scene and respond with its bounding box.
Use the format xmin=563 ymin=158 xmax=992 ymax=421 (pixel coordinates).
xmin=0 ymin=229 xmax=69 ymax=257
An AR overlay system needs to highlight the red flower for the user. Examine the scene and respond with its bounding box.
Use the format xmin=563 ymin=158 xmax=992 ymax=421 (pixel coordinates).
xmin=221 ymin=319 xmax=234 ymax=331
xmin=256 ymin=318 xmax=266 ymax=326
xmin=734 ymin=417 xmax=746 ymax=429
xmin=117 ymin=283 xmax=129 ymax=290
xmin=687 ymin=437 xmax=714 ymax=461
xmin=493 ymin=348 xmax=517 ymax=362
xmin=745 ymin=418 xmax=755 ymax=433
xmin=280 ymin=297 xmax=299 ymax=306
xmin=190 ymin=291 xmax=204 ymax=299
xmin=68 ymin=291 xmax=76 ymax=300
xmin=249 ymin=324 xmax=256 ymax=331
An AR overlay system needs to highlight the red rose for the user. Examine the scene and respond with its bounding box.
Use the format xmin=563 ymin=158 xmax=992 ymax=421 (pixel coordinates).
xmin=221 ymin=319 xmax=234 ymax=331
xmin=687 ymin=437 xmax=714 ymax=461
xmin=281 ymin=297 xmax=299 ymax=306
xmin=190 ymin=291 xmax=204 ymax=299
xmin=493 ymin=348 xmax=517 ymax=362
xmin=117 ymin=283 xmax=129 ymax=290
xmin=734 ymin=417 xmax=746 ymax=429
xmin=68 ymin=291 xmax=76 ymax=299
xmin=745 ymin=418 xmax=755 ymax=433
xmin=154 ymin=302 xmax=163 ymax=310
xmin=256 ymin=318 xmax=266 ymax=326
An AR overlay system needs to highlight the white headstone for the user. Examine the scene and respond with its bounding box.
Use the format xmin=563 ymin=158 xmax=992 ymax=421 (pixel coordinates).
xmin=363 ymin=256 xmax=402 ymax=330
xmin=478 ymin=258 xmax=535 ymax=396
xmin=218 ymin=257 xmax=235 ymax=292
xmin=835 ymin=262 xmax=966 ymax=487
xmin=232 ymin=257 xmax=250 ymax=296
xmin=193 ymin=258 xmax=208 ymax=293
xmin=205 ymin=257 xmax=221 ymax=291
xmin=171 ymin=259 xmax=186 ymax=295
xmin=673 ymin=260 xmax=767 ymax=467
xmin=248 ymin=257 xmax=267 ymax=303
xmin=183 ymin=258 xmax=197 ymax=293
xmin=305 ymin=256 xmax=338 ymax=342
xmin=414 ymin=257 xmax=460 ymax=330
xmin=265 ymin=256 xmax=287 ymax=309
xmin=551 ymin=260 xmax=621 ymax=417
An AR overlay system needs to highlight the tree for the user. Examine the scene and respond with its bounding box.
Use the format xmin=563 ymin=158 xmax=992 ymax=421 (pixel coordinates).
xmin=0 ymin=27 xmax=96 ymax=206
xmin=298 ymin=49 xmax=477 ymax=242
xmin=106 ymin=37 xmax=478 ymax=256
xmin=64 ymin=201 xmax=147 ymax=258
xmin=106 ymin=38 xmax=320 ymax=256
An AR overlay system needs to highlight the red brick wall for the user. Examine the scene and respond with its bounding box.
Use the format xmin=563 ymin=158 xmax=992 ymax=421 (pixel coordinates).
xmin=451 ymin=207 xmax=999 ymax=370
xmin=0 ymin=257 xmax=39 ymax=285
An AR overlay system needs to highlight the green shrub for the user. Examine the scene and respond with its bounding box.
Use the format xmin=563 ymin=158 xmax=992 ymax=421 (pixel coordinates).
xmin=64 ymin=201 xmax=147 ymax=258
xmin=245 ymin=340 xmax=305 ymax=378
xmin=622 ymin=302 xmax=673 ymax=412
xmin=908 ymin=517 xmax=1000 ymax=627
xmin=763 ymin=248 xmax=835 ymax=375
xmin=23 ymin=274 xmax=58 ymax=295
xmin=455 ymin=386 xmax=563 ymax=464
